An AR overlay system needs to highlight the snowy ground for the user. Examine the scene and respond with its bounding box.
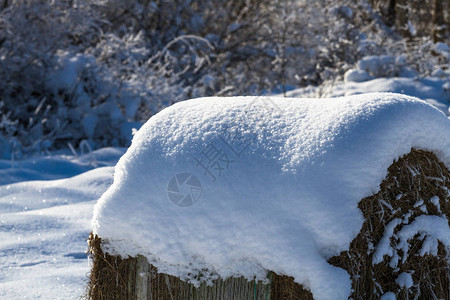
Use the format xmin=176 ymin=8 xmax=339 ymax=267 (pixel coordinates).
xmin=287 ymin=76 xmax=450 ymax=117
xmin=0 ymin=148 xmax=124 ymax=299
xmin=286 ymin=54 xmax=450 ymax=117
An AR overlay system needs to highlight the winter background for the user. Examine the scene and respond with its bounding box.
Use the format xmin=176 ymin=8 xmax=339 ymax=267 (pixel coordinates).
xmin=0 ymin=0 xmax=448 ymax=299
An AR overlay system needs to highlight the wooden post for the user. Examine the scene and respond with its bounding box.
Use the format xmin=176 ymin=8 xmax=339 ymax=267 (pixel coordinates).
xmin=136 ymin=256 xmax=150 ymax=300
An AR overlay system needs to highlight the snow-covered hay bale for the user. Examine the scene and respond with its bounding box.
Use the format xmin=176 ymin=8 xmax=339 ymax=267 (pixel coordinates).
xmin=88 ymin=93 xmax=450 ymax=300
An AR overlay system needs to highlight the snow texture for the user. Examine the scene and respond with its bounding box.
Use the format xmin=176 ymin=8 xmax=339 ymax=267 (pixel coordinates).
xmin=429 ymin=196 xmax=441 ymax=213
xmin=356 ymin=55 xmax=395 ymax=77
xmin=380 ymin=292 xmax=397 ymax=300
xmin=372 ymin=218 xmax=403 ymax=265
xmin=395 ymin=215 xmax=449 ymax=261
xmin=92 ymin=93 xmax=450 ymax=300
xmin=0 ymin=147 xmax=124 ymax=186
xmin=287 ymin=53 xmax=450 ymax=118
xmin=322 ymin=77 xmax=450 ymax=117
xmin=0 ymin=147 xmax=124 ymax=299
xmin=373 ymin=214 xmax=449 ymax=267
xmin=395 ymin=272 xmax=413 ymax=289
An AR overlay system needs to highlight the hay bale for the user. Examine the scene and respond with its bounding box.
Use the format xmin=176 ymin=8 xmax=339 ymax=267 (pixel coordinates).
xmin=88 ymin=149 xmax=449 ymax=299
xmin=329 ymin=149 xmax=449 ymax=299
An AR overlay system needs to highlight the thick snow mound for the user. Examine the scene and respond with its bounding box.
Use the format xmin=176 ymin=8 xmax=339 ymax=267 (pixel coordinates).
xmin=92 ymin=93 xmax=450 ymax=300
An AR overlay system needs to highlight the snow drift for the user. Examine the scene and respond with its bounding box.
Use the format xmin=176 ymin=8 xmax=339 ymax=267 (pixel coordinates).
xmin=92 ymin=93 xmax=450 ymax=300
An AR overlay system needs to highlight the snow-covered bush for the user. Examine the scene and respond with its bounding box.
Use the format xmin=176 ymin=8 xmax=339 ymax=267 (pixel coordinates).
xmin=343 ymin=40 xmax=449 ymax=83
xmin=0 ymin=0 xmax=278 ymax=157
xmin=0 ymin=1 xmax=104 ymax=155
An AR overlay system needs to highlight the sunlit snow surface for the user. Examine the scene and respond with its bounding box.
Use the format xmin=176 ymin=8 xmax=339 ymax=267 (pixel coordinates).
xmin=287 ymin=69 xmax=450 ymax=117
xmin=93 ymin=93 xmax=450 ymax=300
xmin=0 ymin=148 xmax=124 ymax=299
